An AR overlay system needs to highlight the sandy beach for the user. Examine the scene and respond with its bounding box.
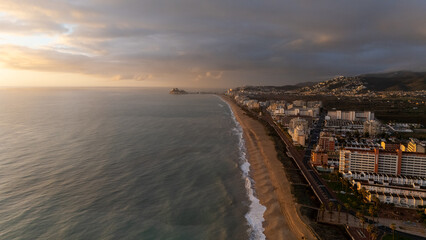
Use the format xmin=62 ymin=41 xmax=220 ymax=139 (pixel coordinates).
xmin=221 ymin=96 xmax=316 ymax=240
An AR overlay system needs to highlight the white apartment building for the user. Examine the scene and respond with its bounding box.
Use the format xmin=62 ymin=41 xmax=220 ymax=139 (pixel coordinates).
xmin=327 ymin=110 xmax=374 ymax=121
xmin=339 ymin=148 xmax=426 ymax=178
xmin=288 ymin=118 xmax=309 ymax=146
xmin=401 ymin=153 xmax=426 ymax=177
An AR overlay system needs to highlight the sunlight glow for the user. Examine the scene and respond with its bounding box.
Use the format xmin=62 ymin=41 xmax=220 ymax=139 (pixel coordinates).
xmin=0 ymin=34 xmax=57 ymax=49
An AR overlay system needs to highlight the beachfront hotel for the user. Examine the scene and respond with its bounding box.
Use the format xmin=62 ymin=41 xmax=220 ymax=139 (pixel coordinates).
xmin=339 ymin=148 xmax=426 ymax=177
xmin=339 ymin=149 xmax=426 ymax=207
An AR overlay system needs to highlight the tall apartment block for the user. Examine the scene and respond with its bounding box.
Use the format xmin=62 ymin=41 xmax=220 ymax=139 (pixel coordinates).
xmin=339 ymin=148 xmax=426 ymax=178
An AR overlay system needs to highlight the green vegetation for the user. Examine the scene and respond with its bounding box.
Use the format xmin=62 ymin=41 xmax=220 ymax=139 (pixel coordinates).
xmin=416 ymin=206 xmax=426 ymax=226
xmin=320 ymin=172 xmax=379 ymax=217
xmin=398 ymin=131 xmax=426 ymax=141
xmin=360 ymin=71 xmax=426 ymax=92
xmin=309 ymin=223 xmax=351 ymax=240
xmin=382 ymin=233 xmax=413 ymax=240
xmin=291 ymin=185 xmax=318 ymax=206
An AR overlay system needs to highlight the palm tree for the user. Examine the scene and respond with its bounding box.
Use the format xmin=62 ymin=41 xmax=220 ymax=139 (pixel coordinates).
xmin=356 ymin=211 xmax=362 ymax=227
xmin=342 ymin=180 xmax=348 ymax=192
xmin=390 ymin=223 xmax=396 ymax=240
xmin=344 ymin=203 xmax=350 ymax=223
xmin=369 ymin=205 xmax=375 ymax=223
xmin=366 ymin=224 xmax=373 ymax=240
xmin=328 ymin=202 xmax=334 ymax=222
xmin=372 ymin=196 xmax=380 ymax=207
xmin=337 ymin=204 xmax=342 ymax=223
xmin=371 ymin=197 xmax=380 ymax=225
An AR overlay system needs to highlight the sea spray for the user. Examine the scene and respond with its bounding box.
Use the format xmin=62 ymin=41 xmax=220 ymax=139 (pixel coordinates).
xmin=220 ymin=97 xmax=267 ymax=240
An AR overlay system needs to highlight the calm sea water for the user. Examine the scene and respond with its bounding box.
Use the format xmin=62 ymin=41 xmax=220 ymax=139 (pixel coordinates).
xmin=0 ymin=88 xmax=265 ymax=240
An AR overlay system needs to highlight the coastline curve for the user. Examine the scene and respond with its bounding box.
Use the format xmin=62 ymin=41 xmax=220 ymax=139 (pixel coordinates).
xmin=220 ymin=96 xmax=267 ymax=240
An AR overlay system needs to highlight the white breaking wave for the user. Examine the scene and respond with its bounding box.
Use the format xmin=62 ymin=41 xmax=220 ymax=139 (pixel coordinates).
xmin=219 ymin=97 xmax=266 ymax=240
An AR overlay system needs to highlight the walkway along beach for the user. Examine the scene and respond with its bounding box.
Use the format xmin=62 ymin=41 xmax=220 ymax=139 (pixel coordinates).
xmin=221 ymin=96 xmax=316 ymax=240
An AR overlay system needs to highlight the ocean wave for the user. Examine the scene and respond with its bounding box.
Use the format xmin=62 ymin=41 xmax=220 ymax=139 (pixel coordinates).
xmin=220 ymin=97 xmax=266 ymax=240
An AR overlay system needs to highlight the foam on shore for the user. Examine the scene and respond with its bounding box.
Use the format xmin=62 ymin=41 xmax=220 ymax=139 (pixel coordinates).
xmin=220 ymin=97 xmax=267 ymax=240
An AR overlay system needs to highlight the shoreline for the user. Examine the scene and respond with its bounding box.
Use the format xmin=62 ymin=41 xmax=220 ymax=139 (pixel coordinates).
xmin=220 ymin=95 xmax=316 ymax=240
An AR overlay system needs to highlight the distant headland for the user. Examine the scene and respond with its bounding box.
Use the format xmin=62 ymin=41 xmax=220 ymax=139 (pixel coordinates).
xmin=169 ymin=88 xmax=188 ymax=95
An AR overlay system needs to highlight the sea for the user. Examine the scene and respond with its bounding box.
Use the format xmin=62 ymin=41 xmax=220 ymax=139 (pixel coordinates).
xmin=0 ymin=88 xmax=266 ymax=240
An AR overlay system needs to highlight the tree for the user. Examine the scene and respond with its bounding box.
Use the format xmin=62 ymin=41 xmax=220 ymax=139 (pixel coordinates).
xmin=343 ymin=180 xmax=349 ymax=192
xmin=356 ymin=211 xmax=363 ymax=227
xmin=337 ymin=204 xmax=342 ymax=223
xmin=328 ymin=202 xmax=334 ymax=222
xmin=366 ymin=224 xmax=373 ymax=240
xmin=390 ymin=223 xmax=396 ymax=240
xmin=372 ymin=196 xmax=380 ymax=207
xmin=369 ymin=205 xmax=375 ymax=223
xmin=359 ymin=187 xmax=368 ymax=199
xmin=344 ymin=203 xmax=350 ymax=223
xmin=372 ymin=196 xmax=380 ymax=225
xmin=361 ymin=218 xmax=365 ymax=229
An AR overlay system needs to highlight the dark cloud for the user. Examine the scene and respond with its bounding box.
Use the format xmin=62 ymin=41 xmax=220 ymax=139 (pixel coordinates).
xmin=0 ymin=0 xmax=425 ymax=87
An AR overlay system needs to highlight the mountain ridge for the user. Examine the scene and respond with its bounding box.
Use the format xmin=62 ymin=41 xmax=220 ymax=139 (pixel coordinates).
xmin=298 ymin=71 xmax=426 ymax=94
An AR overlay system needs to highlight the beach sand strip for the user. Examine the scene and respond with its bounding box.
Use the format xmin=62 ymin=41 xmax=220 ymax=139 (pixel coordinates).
xmin=222 ymin=96 xmax=316 ymax=240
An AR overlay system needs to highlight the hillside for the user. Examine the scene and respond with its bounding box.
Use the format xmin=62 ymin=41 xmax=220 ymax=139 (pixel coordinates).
xmin=298 ymin=71 xmax=426 ymax=95
xmin=359 ymin=71 xmax=426 ymax=91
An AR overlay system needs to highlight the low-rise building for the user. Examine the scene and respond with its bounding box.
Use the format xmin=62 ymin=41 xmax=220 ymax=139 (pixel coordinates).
xmin=324 ymin=119 xmax=364 ymax=133
xmin=407 ymin=138 xmax=426 ymax=153
xmin=307 ymin=101 xmax=322 ymax=108
xmin=381 ymin=141 xmax=401 ymax=152
xmin=293 ymin=100 xmax=306 ymax=107
xmin=311 ymin=151 xmax=328 ymax=166
xmin=243 ymin=99 xmax=260 ymax=109
xmin=318 ymin=132 xmax=335 ymax=151
xmin=363 ymin=120 xmax=381 ymax=136
xmin=343 ymin=171 xmax=426 ymax=208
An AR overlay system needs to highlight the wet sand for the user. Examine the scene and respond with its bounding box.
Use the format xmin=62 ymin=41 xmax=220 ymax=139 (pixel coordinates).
xmin=222 ymin=96 xmax=316 ymax=240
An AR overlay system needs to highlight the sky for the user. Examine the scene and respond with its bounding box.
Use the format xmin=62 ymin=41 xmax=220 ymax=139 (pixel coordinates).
xmin=0 ymin=0 xmax=425 ymax=88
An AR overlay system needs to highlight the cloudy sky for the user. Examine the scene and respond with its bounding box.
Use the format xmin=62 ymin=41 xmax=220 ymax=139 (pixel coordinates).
xmin=0 ymin=0 xmax=425 ymax=88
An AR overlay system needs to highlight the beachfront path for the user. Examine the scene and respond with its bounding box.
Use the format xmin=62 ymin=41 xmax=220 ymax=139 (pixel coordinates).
xmin=222 ymin=96 xmax=316 ymax=240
